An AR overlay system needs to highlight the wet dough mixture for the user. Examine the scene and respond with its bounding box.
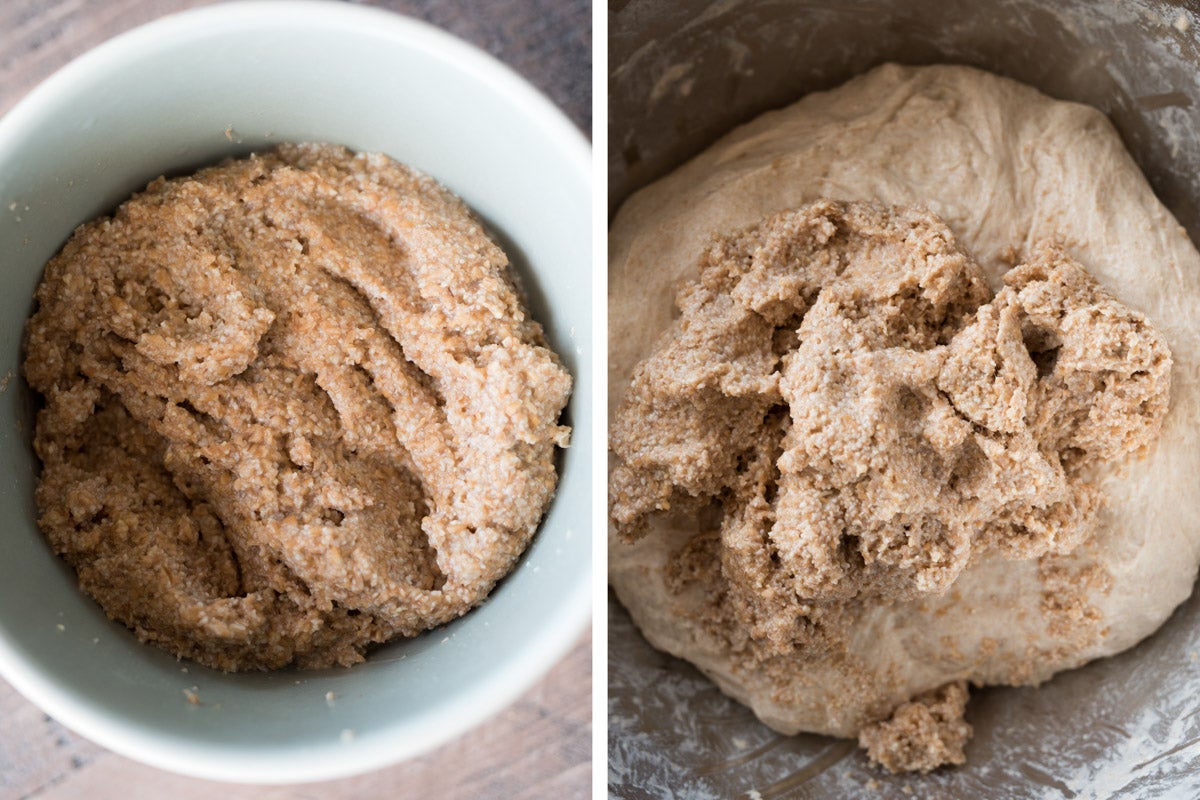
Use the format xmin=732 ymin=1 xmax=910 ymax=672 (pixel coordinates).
xmin=609 ymin=65 xmax=1200 ymax=773
xmin=25 ymin=143 xmax=571 ymax=671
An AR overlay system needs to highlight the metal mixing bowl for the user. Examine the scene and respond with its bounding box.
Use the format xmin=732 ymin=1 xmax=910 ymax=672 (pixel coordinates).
xmin=608 ymin=1 xmax=1200 ymax=796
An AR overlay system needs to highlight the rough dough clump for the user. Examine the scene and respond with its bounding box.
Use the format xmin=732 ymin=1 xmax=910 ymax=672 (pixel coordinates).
xmin=25 ymin=143 xmax=571 ymax=671
xmin=613 ymin=201 xmax=1170 ymax=609
xmin=609 ymin=64 xmax=1200 ymax=773
xmin=858 ymin=681 xmax=972 ymax=774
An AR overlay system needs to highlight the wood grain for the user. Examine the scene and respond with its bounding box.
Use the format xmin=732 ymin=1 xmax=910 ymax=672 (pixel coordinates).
xmin=0 ymin=0 xmax=591 ymax=132
xmin=0 ymin=1 xmax=591 ymax=798
xmin=2 ymin=632 xmax=589 ymax=800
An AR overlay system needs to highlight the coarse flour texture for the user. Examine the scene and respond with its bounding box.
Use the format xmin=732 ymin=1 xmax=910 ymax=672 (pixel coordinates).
xmin=26 ymin=144 xmax=571 ymax=672
xmin=608 ymin=64 xmax=1200 ymax=771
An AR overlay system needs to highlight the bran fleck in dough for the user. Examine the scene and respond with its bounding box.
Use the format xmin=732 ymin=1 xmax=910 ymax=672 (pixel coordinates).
xmin=25 ymin=143 xmax=571 ymax=672
xmin=608 ymin=64 xmax=1200 ymax=772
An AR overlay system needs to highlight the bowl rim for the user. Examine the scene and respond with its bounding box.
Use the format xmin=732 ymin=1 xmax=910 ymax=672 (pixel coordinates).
xmin=0 ymin=0 xmax=591 ymax=784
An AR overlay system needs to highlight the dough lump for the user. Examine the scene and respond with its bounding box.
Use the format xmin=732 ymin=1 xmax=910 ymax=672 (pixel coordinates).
xmin=609 ymin=64 xmax=1200 ymax=768
xmin=613 ymin=197 xmax=1170 ymax=621
xmin=26 ymin=143 xmax=571 ymax=671
xmin=857 ymin=681 xmax=972 ymax=774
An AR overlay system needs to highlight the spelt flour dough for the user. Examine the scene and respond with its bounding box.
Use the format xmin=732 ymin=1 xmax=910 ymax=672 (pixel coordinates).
xmin=26 ymin=143 xmax=571 ymax=671
xmin=608 ymin=64 xmax=1200 ymax=766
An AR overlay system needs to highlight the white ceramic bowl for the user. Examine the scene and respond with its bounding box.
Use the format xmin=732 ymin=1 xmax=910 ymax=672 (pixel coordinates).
xmin=0 ymin=0 xmax=591 ymax=784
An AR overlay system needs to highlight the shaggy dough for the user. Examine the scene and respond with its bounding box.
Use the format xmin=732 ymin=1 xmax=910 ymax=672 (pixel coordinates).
xmin=26 ymin=143 xmax=571 ymax=671
xmin=609 ymin=64 xmax=1200 ymax=764
xmin=858 ymin=681 xmax=972 ymax=774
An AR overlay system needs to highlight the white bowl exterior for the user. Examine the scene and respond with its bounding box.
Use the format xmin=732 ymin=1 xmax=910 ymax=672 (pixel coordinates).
xmin=0 ymin=0 xmax=591 ymax=784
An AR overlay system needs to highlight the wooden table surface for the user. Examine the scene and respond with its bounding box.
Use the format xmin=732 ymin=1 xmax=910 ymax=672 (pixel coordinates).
xmin=0 ymin=2 xmax=592 ymax=798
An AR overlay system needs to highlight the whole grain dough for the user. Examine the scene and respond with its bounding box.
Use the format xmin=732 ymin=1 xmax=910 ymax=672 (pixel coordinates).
xmin=26 ymin=143 xmax=571 ymax=671
xmin=608 ymin=64 xmax=1200 ymax=766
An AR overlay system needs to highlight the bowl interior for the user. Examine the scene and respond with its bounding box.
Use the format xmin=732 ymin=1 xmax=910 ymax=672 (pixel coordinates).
xmin=609 ymin=0 xmax=1200 ymax=797
xmin=0 ymin=0 xmax=590 ymax=784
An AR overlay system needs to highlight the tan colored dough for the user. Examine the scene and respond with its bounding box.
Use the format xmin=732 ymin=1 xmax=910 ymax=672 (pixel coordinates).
xmin=608 ymin=64 xmax=1200 ymax=747
xmin=26 ymin=143 xmax=571 ymax=671
xmin=858 ymin=681 xmax=973 ymax=774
